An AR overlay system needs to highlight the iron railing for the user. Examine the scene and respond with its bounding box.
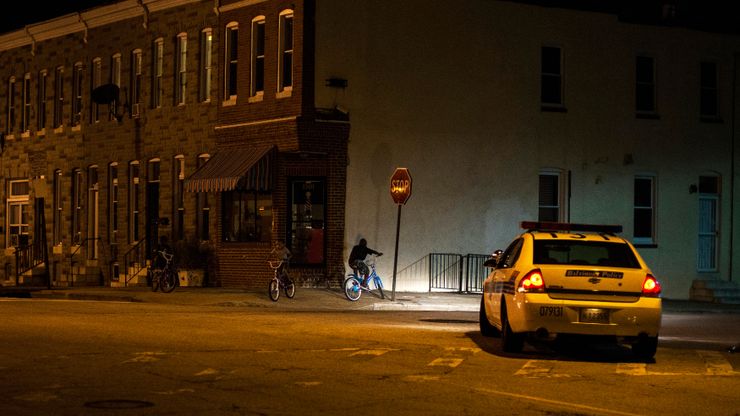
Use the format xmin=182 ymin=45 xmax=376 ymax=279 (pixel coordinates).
xmin=397 ymin=252 xmax=490 ymax=293
xmin=122 ymin=239 xmax=147 ymax=286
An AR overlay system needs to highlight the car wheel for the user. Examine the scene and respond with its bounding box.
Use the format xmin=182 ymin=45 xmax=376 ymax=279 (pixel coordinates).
xmin=479 ymin=296 xmax=500 ymax=337
xmin=501 ymin=302 xmax=524 ymax=353
xmin=632 ymin=335 xmax=658 ymax=360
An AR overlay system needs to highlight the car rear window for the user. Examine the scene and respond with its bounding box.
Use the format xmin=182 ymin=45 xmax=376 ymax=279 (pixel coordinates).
xmin=533 ymin=240 xmax=641 ymax=268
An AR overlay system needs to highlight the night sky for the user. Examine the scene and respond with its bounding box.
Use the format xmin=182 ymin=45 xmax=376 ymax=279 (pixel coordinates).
xmin=1 ymin=1 xmax=116 ymax=33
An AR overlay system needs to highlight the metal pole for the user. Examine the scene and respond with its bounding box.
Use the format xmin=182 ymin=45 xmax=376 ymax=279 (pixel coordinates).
xmin=391 ymin=204 xmax=402 ymax=301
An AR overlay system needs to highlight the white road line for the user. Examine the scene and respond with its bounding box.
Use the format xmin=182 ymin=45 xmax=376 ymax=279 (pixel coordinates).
xmin=697 ymin=350 xmax=737 ymax=376
xmin=428 ymin=357 xmax=464 ymax=368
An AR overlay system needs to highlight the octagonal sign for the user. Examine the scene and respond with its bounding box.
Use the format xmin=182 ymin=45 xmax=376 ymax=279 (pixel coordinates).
xmin=390 ymin=168 xmax=412 ymax=205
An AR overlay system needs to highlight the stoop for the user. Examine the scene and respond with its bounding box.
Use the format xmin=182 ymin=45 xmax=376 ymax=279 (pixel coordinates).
xmin=690 ymin=278 xmax=740 ymax=304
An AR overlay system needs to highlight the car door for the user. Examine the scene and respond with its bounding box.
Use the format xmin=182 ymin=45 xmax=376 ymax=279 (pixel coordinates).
xmin=488 ymin=237 xmax=524 ymax=328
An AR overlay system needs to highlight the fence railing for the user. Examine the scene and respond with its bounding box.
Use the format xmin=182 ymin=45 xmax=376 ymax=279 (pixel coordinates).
xmin=397 ymin=252 xmax=490 ymax=293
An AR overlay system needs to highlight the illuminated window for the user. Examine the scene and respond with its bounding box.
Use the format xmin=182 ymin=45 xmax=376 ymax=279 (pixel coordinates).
xmin=288 ymin=178 xmax=326 ymax=265
xmin=222 ymin=191 xmax=272 ymax=243
xmin=700 ymin=61 xmax=719 ymax=119
xmin=541 ymin=46 xmax=563 ymax=107
xmin=634 ymin=175 xmax=656 ymax=245
xmin=152 ymin=38 xmax=164 ymax=108
xmin=636 ymin=56 xmax=656 ymax=115
xmin=278 ymin=10 xmax=293 ymax=93
xmin=199 ymin=28 xmax=213 ymax=102
xmin=175 ymin=33 xmax=187 ymax=105
xmin=250 ymin=16 xmax=265 ymax=98
xmin=72 ymin=62 xmax=84 ymax=126
xmin=224 ymin=22 xmax=238 ymax=101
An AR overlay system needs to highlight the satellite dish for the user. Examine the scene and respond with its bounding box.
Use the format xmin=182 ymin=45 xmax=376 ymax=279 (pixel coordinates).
xmin=91 ymin=83 xmax=120 ymax=105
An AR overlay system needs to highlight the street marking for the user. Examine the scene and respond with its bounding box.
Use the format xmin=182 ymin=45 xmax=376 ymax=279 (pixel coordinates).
xmin=444 ymin=347 xmax=481 ymax=354
xmin=515 ymin=360 xmax=570 ymax=378
xmin=123 ymin=352 xmax=167 ymax=363
xmin=331 ymin=348 xmax=361 ymax=352
xmin=295 ymin=381 xmax=322 ymax=387
xmin=615 ymin=352 xmax=737 ymax=376
xmin=428 ymin=357 xmax=464 ymax=368
xmin=616 ymin=363 xmax=647 ymax=376
xmin=195 ymin=368 xmax=219 ymax=376
xmin=350 ymin=349 xmax=394 ymax=356
xmin=403 ymin=375 xmax=441 ymax=382
xmin=697 ymin=350 xmax=737 ymax=376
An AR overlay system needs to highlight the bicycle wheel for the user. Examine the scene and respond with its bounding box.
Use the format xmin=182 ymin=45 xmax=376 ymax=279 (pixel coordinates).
xmin=344 ymin=276 xmax=361 ymax=301
xmin=150 ymin=269 xmax=160 ymax=292
xmin=269 ymin=278 xmax=280 ymax=301
xmin=160 ymin=268 xmax=178 ymax=293
xmin=284 ymin=276 xmax=296 ymax=298
xmin=373 ymin=276 xmax=385 ymax=300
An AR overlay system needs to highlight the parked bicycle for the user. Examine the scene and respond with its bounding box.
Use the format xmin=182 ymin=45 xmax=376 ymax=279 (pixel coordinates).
xmin=149 ymin=249 xmax=178 ymax=293
xmin=344 ymin=254 xmax=384 ymax=301
xmin=268 ymin=244 xmax=296 ymax=301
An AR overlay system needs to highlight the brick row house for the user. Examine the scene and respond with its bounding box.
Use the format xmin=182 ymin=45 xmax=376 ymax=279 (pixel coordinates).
xmin=0 ymin=0 xmax=348 ymax=289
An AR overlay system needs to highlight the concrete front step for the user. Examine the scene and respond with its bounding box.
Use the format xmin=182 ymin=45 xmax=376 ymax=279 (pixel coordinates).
xmin=690 ymin=278 xmax=740 ymax=304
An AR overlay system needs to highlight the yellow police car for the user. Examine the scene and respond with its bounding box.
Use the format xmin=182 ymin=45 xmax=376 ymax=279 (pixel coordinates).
xmin=479 ymin=222 xmax=662 ymax=359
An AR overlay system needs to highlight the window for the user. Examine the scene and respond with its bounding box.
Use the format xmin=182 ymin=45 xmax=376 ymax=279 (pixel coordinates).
xmin=152 ymin=38 xmax=164 ymax=108
xmin=7 ymin=76 xmax=16 ymax=134
xmin=129 ymin=161 xmax=140 ymax=243
xmin=538 ymin=170 xmax=568 ymax=222
xmin=109 ymin=162 xmax=119 ymax=244
xmin=498 ymin=238 xmax=524 ymax=269
xmin=37 ymin=70 xmax=47 ymax=132
xmin=176 ymin=33 xmax=187 ymax=105
xmin=636 ymin=56 xmax=656 ymax=115
xmin=196 ymin=154 xmax=210 ymax=240
xmin=634 ymin=175 xmax=656 ymax=245
xmin=54 ymin=66 xmax=64 ymax=128
xmin=251 ymin=16 xmax=265 ymax=98
xmin=534 ymin=240 xmax=640 ymax=268
xmin=224 ymin=22 xmax=238 ymax=101
xmin=700 ymin=61 xmax=719 ymax=119
xmin=173 ymin=155 xmax=185 ymax=241
xmin=289 ymin=178 xmax=326 ymax=265
xmin=278 ymin=10 xmax=294 ymax=93
xmin=110 ymin=53 xmax=121 ymax=121
xmin=698 ymin=175 xmax=720 ymax=271
xmin=7 ymin=180 xmax=30 ymax=247
xmin=72 ymin=63 xmax=84 ymax=126
xmin=541 ymin=46 xmax=563 ymax=107
xmin=199 ymin=28 xmax=213 ymax=102
xmin=91 ymin=58 xmax=102 ymax=123
xmin=53 ymin=170 xmax=63 ymax=245
xmin=131 ymin=49 xmax=142 ymax=116
xmin=21 ymin=73 xmax=31 ymax=133
xmin=71 ymin=169 xmax=84 ymax=245
xmin=222 ymin=191 xmax=272 ymax=243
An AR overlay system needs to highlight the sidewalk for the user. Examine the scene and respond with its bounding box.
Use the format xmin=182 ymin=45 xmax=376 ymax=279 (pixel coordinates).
xmin=4 ymin=286 xmax=740 ymax=314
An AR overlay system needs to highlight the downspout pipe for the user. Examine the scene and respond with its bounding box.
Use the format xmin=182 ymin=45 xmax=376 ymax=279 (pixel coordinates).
xmin=730 ymin=53 xmax=738 ymax=282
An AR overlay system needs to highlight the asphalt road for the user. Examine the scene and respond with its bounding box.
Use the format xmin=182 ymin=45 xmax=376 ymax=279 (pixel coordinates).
xmin=1 ymin=298 xmax=738 ymax=416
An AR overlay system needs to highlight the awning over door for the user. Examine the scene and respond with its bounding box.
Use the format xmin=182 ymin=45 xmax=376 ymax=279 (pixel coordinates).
xmin=185 ymin=145 xmax=274 ymax=192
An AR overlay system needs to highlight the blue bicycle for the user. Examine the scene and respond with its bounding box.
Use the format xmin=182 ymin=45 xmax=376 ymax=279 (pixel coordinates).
xmin=344 ymin=254 xmax=385 ymax=301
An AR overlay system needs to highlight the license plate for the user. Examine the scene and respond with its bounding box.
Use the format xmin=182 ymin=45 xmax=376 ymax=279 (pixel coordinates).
xmin=579 ymin=308 xmax=610 ymax=324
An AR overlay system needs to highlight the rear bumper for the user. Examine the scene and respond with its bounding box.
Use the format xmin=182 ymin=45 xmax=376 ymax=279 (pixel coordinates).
xmin=506 ymin=293 xmax=662 ymax=337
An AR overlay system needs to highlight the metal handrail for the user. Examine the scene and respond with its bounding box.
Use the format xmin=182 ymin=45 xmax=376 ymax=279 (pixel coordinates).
xmin=122 ymin=239 xmax=147 ymax=286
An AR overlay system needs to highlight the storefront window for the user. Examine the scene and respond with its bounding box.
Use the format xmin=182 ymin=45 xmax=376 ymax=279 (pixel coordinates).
xmin=289 ymin=178 xmax=326 ymax=265
xmin=222 ymin=191 xmax=272 ymax=242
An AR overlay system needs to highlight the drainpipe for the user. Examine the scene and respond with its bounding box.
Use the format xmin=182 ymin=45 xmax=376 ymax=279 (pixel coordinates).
xmin=730 ymin=53 xmax=738 ymax=282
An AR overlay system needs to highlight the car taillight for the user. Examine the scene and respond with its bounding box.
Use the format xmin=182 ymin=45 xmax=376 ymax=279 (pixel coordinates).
xmin=518 ymin=269 xmax=545 ymax=293
xmin=642 ymin=274 xmax=662 ymax=297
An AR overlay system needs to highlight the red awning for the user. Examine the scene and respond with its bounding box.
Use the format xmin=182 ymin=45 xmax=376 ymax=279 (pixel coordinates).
xmin=184 ymin=145 xmax=274 ymax=192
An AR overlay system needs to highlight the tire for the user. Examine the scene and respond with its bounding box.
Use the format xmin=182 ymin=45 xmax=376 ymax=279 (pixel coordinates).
xmin=479 ymin=296 xmax=500 ymax=337
xmin=632 ymin=335 xmax=658 ymax=360
xmin=501 ymin=302 xmax=524 ymax=353
xmin=269 ymin=279 xmax=280 ymax=302
xmin=150 ymin=269 xmax=160 ymax=292
xmin=374 ymin=277 xmax=385 ymax=300
xmin=284 ymin=277 xmax=296 ymax=298
xmin=160 ymin=268 xmax=177 ymax=293
xmin=344 ymin=277 xmax=361 ymax=301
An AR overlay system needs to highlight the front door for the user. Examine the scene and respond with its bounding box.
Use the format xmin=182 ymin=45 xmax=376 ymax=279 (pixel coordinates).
xmin=146 ymin=182 xmax=160 ymax=260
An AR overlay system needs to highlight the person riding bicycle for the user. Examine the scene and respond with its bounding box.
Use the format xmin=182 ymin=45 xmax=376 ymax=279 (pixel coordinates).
xmin=348 ymin=238 xmax=382 ymax=289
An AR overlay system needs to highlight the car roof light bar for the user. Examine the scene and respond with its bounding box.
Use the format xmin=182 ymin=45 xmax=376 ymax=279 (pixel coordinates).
xmin=521 ymin=221 xmax=623 ymax=234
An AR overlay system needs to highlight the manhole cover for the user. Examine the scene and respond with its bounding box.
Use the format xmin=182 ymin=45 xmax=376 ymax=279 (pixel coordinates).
xmin=84 ymin=400 xmax=154 ymax=409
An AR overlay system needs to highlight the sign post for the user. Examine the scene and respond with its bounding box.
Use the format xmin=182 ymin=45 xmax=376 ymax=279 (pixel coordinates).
xmin=390 ymin=168 xmax=412 ymax=301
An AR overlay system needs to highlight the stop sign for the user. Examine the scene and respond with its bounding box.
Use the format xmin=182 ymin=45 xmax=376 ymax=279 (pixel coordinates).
xmin=390 ymin=168 xmax=412 ymax=205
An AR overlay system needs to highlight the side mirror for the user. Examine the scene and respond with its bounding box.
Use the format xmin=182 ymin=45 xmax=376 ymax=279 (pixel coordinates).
xmin=484 ymin=249 xmax=503 ymax=268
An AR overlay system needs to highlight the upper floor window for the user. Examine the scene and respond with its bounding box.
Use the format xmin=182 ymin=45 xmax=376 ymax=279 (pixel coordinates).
xmin=636 ymin=56 xmax=657 ymax=116
xmin=21 ymin=73 xmax=31 ymax=133
xmin=7 ymin=76 xmax=16 ymax=134
xmin=199 ymin=28 xmax=213 ymax=102
xmin=152 ymin=38 xmax=164 ymax=108
xmin=700 ymin=61 xmax=719 ymax=120
xmin=91 ymin=58 xmax=102 ymax=123
xmin=54 ymin=67 xmax=64 ymax=128
xmin=110 ymin=53 xmax=121 ymax=121
xmin=224 ymin=22 xmax=239 ymax=102
xmin=278 ymin=10 xmax=294 ymax=94
xmin=634 ymin=175 xmax=656 ymax=245
xmin=541 ymin=46 xmax=563 ymax=108
xmin=131 ymin=49 xmax=143 ymax=117
xmin=176 ymin=33 xmax=187 ymax=105
xmin=37 ymin=70 xmax=47 ymax=132
xmin=72 ymin=62 xmax=84 ymax=126
xmin=251 ymin=16 xmax=265 ymax=99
